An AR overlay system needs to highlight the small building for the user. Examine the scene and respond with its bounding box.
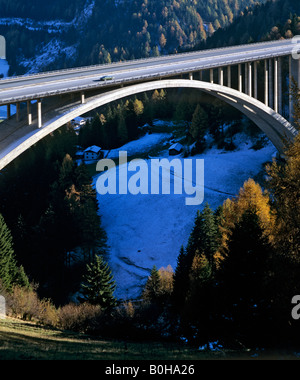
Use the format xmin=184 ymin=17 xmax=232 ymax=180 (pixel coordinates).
xmin=169 ymin=143 xmax=183 ymax=156
xmin=84 ymin=145 xmax=103 ymax=161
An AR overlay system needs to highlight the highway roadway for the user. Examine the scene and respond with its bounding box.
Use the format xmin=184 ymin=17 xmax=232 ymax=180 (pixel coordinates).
xmin=0 ymin=39 xmax=299 ymax=105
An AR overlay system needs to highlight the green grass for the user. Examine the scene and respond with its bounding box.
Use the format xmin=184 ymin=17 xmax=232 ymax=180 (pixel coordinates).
xmin=0 ymin=318 xmax=219 ymax=360
xmin=0 ymin=318 xmax=299 ymax=360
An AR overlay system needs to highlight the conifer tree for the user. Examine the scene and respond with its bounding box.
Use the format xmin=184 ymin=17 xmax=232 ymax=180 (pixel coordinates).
xmin=219 ymin=210 xmax=273 ymax=334
xmin=142 ymin=265 xmax=161 ymax=303
xmin=80 ymin=255 xmax=116 ymax=309
xmin=0 ymin=213 xmax=29 ymax=290
xmin=190 ymin=105 xmax=208 ymax=143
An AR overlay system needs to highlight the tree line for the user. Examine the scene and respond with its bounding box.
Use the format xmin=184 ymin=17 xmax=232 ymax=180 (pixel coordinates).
xmin=0 ymin=125 xmax=107 ymax=304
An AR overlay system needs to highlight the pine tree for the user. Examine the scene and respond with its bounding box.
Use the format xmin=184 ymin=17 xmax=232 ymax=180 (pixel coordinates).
xmin=80 ymin=255 xmax=116 ymax=309
xmin=0 ymin=213 xmax=29 ymax=290
xmin=142 ymin=265 xmax=161 ymax=303
xmin=219 ymin=210 xmax=273 ymax=335
xmin=173 ymin=204 xmax=219 ymax=310
xmin=190 ymin=105 xmax=208 ymax=142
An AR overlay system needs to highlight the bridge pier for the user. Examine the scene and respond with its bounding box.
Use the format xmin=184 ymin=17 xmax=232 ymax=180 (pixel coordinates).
xmin=238 ymin=64 xmax=242 ymax=92
xmin=37 ymin=99 xmax=42 ymax=128
xmin=289 ymin=55 xmax=300 ymax=123
xmin=254 ymin=61 xmax=258 ymax=99
xmin=248 ymin=62 xmax=252 ymax=97
xmin=278 ymin=57 xmax=283 ymax=115
xmin=274 ymin=58 xmax=278 ymax=113
xmin=81 ymin=92 xmax=85 ymax=104
xmin=264 ymin=60 xmax=269 ymax=107
xmin=269 ymin=59 xmax=274 ymax=110
xmin=27 ymin=101 xmax=32 ymax=125
xmin=227 ymin=66 xmax=231 ymax=88
xmin=218 ymin=67 xmax=224 ymax=85
xmin=6 ymin=104 xmax=10 ymax=119
xmin=210 ymin=69 xmax=214 ymax=84
xmin=16 ymin=103 xmax=20 ymax=122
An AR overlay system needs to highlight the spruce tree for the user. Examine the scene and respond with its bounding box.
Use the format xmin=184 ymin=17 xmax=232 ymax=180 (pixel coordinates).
xmin=142 ymin=265 xmax=161 ymax=303
xmin=190 ymin=105 xmax=208 ymax=141
xmin=80 ymin=255 xmax=116 ymax=309
xmin=219 ymin=210 xmax=273 ymax=336
xmin=0 ymin=213 xmax=29 ymax=290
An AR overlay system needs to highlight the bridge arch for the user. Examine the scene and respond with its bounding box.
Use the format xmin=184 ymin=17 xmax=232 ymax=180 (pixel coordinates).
xmin=0 ymin=79 xmax=297 ymax=170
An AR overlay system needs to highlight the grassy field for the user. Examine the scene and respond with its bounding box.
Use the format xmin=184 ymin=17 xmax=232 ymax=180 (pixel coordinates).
xmin=0 ymin=317 xmax=224 ymax=360
xmin=1 ymin=318 xmax=299 ymax=360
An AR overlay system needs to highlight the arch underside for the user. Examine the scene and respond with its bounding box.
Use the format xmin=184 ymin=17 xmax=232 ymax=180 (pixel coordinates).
xmin=0 ymin=79 xmax=297 ymax=170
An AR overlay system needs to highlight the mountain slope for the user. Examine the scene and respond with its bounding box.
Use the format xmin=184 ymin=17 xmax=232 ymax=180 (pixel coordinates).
xmin=197 ymin=0 xmax=300 ymax=49
xmin=0 ymin=0 xmax=266 ymax=75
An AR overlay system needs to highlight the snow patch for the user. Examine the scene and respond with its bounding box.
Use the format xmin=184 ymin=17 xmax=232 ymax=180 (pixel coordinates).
xmin=94 ymin=133 xmax=276 ymax=300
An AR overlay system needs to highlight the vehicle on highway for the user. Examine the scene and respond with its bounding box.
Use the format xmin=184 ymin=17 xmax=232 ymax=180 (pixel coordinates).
xmin=99 ymin=75 xmax=115 ymax=81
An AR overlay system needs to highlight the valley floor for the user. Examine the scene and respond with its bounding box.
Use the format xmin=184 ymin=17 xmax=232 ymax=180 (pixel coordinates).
xmin=0 ymin=318 xmax=298 ymax=360
xmin=94 ymin=129 xmax=277 ymax=300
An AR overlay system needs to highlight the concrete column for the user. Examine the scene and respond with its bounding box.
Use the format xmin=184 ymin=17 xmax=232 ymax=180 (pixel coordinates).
xmin=238 ymin=64 xmax=242 ymax=92
xmin=264 ymin=60 xmax=269 ymax=107
xmin=210 ymin=69 xmax=214 ymax=83
xmin=27 ymin=100 xmax=32 ymax=125
xmin=278 ymin=57 xmax=282 ymax=115
xmin=227 ymin=66 xmax=231 ymax=88
xmin=254 ymin=61 xmax=258 ymax=99
xmin=289 ymin=55 xmax=300 ymax=122
xmin=199 ymin=71 xmax=203 ymax=81
xmin=37 ymin=99 xmax=42 ymax=128
xmin=189 ymin=72 xmax=193 ymax=80
xmin=16 ymin=103 xmax=20 ymax=122
xmin=245 ymin=63 xmax=248 ymax=95
xmin=218 ymin=67 xmax=224 ymax=86
xmin=81 ymin=92 xmax=85 ymax=104
xmin=269 ymin=58 xmax=274 ymax=109
xmin=274 ymin=58 xmax=278 ymax=113
xmin=248 ymin=62 xmax=252 ymax=97
xmin=6 ymin=104 xmax=10 ymax=119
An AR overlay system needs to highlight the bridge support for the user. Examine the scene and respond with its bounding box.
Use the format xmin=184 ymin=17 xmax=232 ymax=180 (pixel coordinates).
xmin=289 ymin=55 xmax=300 ymax=123
xmin=81 ymin=92 xmax=85 ymax=104
xmin=227 ymin=66 xmax=231 ymax=88
xmin=248 ymin=62 xmax=252 ymax=97
xmin=218 ymin=67 xmax=224 ymax=86
xmin=269 ymin=59 xmax=274 ymax=110
xmin=210 ymin=69 xmax=214 ymax=84
xmin=37 ymin=99 xmax=42 ymax=129
xmin=16 ymin=103 xmax=20 ymax=122
xmin=27 ymin=101 xmax=32 ymax=125
xmin=6 ymin=104 xmax=10 ymax=119
xmin=254 ymin=61 xmax=258 ymax=99
xmin=264 ymin=60 xmax=269 ymax=107
xmin=238 ymin=64 xmax=242 ymax=92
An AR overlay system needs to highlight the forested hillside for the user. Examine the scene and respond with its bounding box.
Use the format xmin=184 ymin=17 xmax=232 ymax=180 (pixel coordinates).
xmin=0 ymin=0 xmax=265 ymax=75
xmin=198 ymin=0 xmax=300 ymax=49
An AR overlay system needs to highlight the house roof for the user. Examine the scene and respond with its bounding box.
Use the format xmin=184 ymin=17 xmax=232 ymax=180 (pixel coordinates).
xmin=169 ymin=143 xmax=183 ymax=152
xmin=84 ymin=145 xmax=102 ymax=154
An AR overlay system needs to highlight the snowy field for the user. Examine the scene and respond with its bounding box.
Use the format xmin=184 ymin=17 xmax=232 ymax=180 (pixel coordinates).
xmin=94 ymin=132 xmax=276 ymax=300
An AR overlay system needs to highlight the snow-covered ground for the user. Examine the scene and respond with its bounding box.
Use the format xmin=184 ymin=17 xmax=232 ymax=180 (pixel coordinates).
xmin=94 ymin=131 xmax=276 ymax=300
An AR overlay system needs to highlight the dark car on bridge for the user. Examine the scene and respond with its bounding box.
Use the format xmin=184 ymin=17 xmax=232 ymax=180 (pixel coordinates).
xmin=99 ymin=75 xmax=115 ymax=81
